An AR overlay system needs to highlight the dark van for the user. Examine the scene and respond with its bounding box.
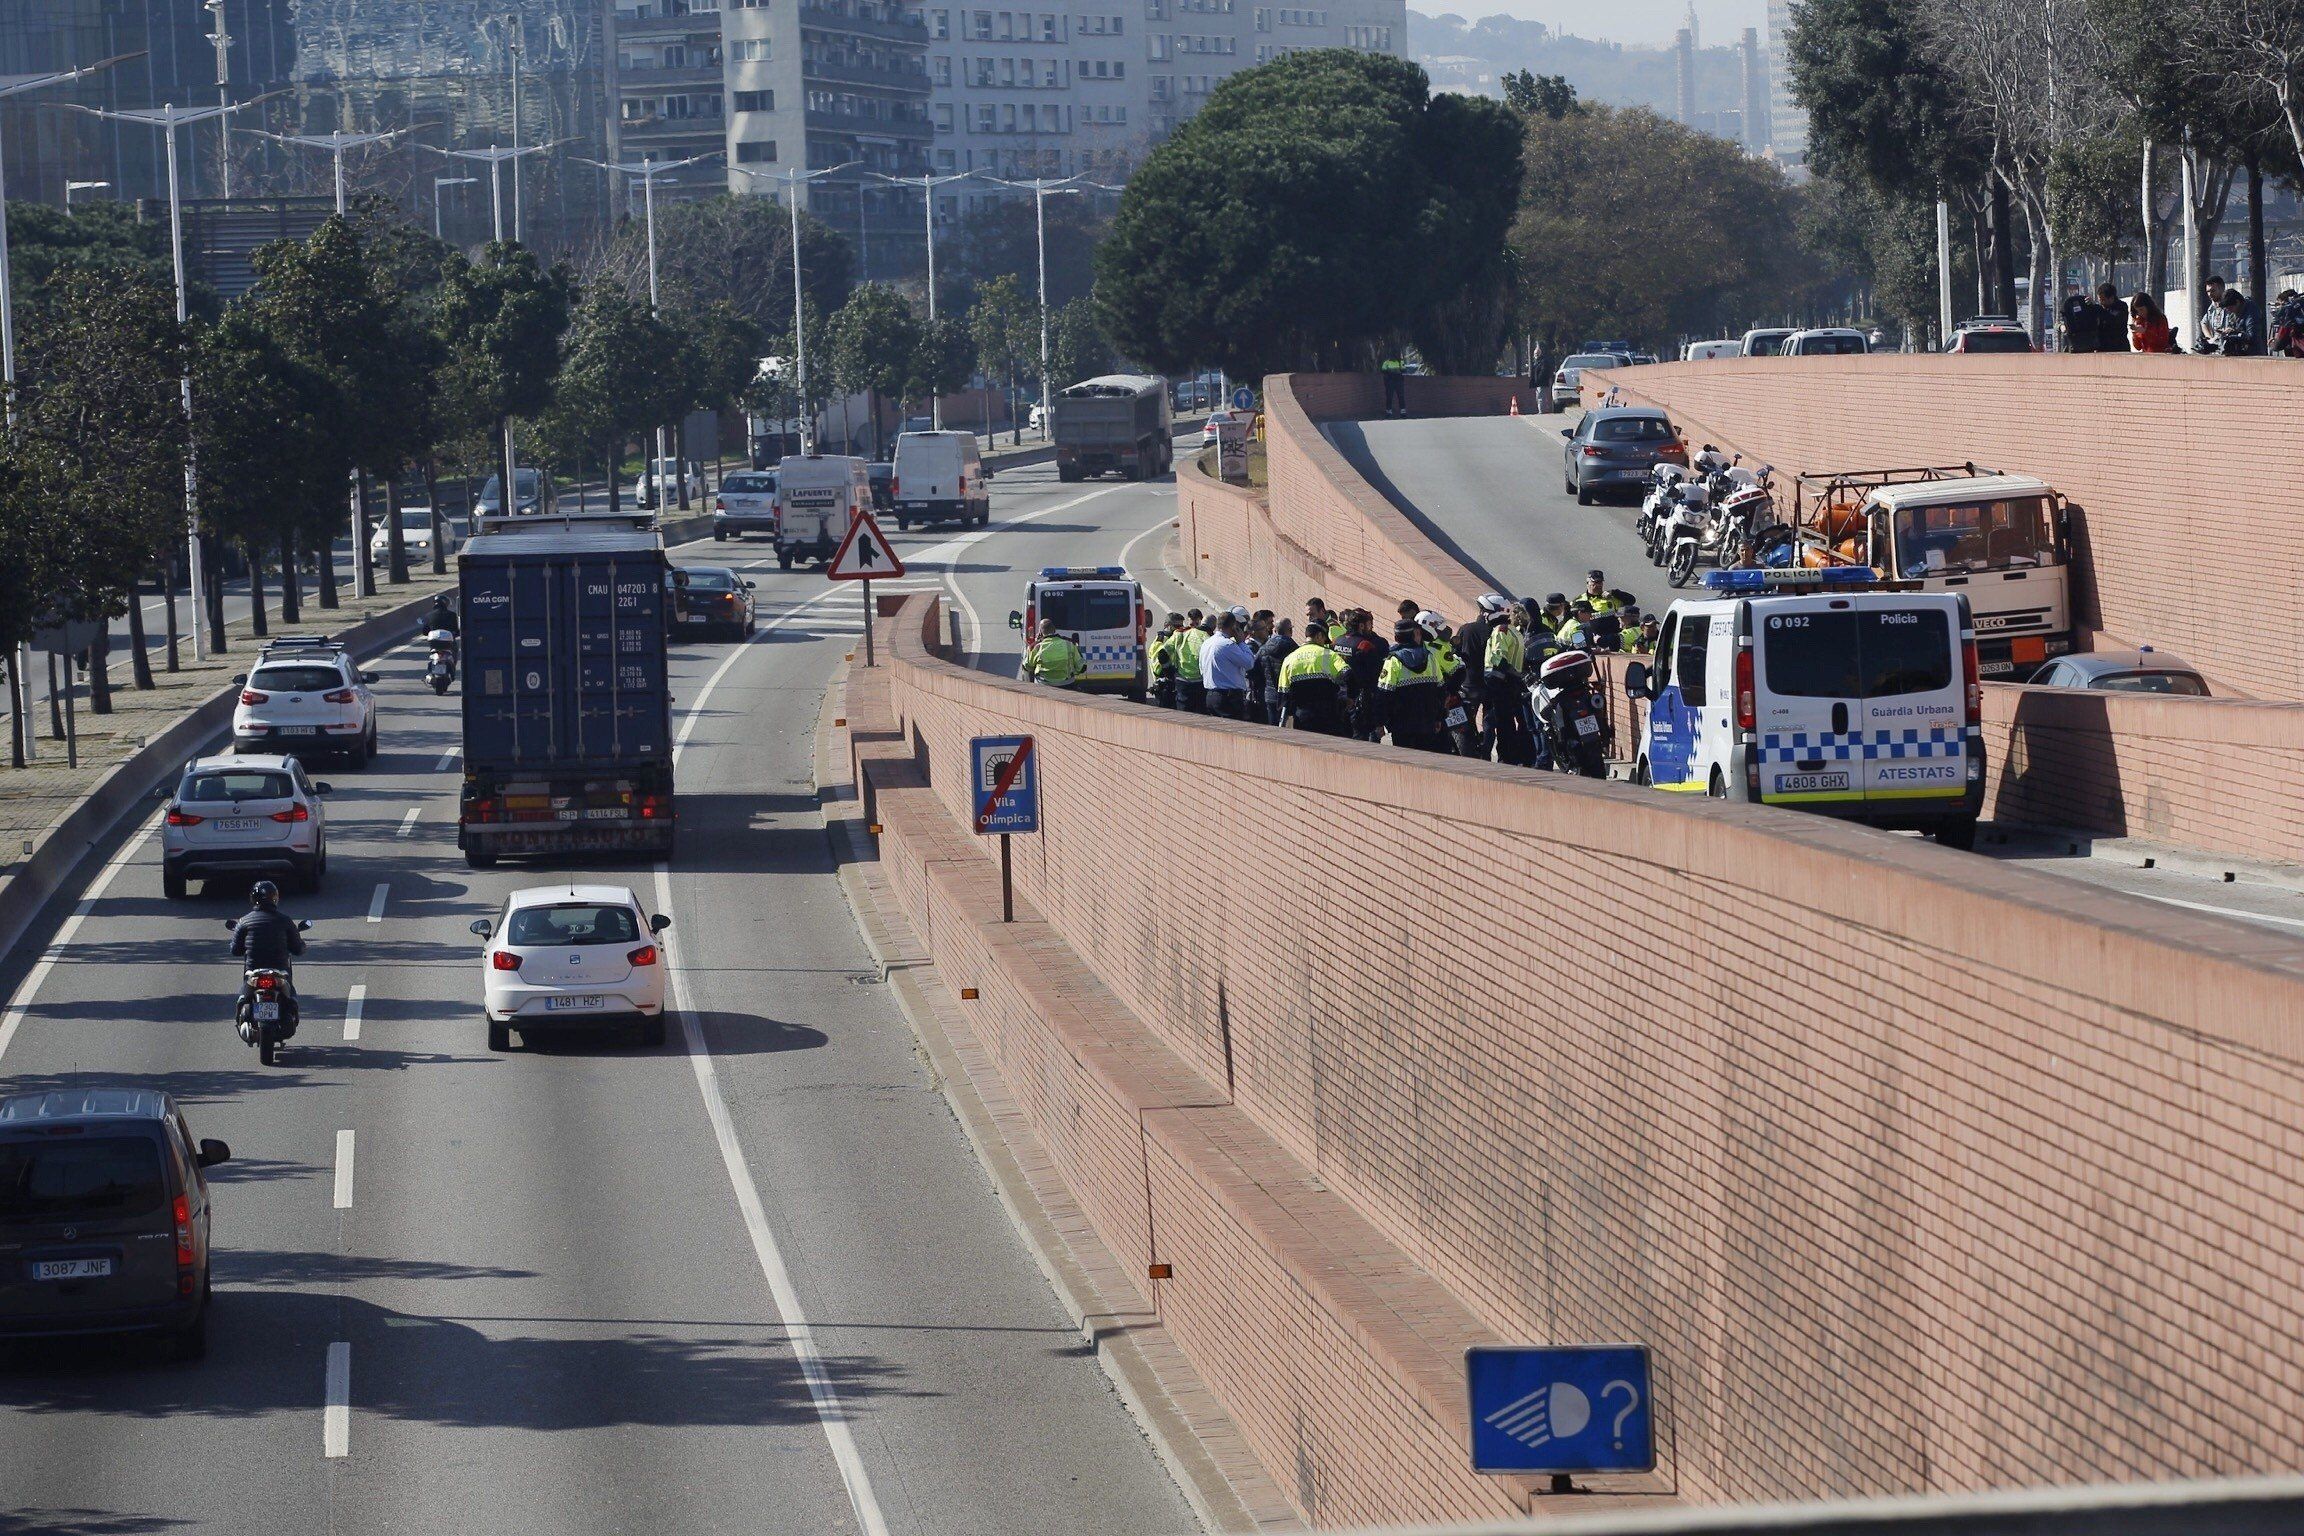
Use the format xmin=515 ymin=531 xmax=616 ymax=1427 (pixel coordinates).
xmin=0 ymin=1089 xmax=230 ymax=1359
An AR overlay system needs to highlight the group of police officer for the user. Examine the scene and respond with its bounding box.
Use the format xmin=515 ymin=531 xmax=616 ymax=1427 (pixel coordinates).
xmin=1019 ymin=566 xmax=1663 ymax=765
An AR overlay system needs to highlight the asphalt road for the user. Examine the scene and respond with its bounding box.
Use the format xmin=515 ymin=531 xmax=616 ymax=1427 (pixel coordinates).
xmin=0 ymin=463 xmax=1201 ymax=1534
xmin=1325 ymin=410 xmax=2304 ymax=938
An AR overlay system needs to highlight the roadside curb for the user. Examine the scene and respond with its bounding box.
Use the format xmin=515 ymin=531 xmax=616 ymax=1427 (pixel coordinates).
xmin=0 ymin=587 xmax=451 ymax=965
xmin=811 ymin=669 xmax=1302 ymax=1535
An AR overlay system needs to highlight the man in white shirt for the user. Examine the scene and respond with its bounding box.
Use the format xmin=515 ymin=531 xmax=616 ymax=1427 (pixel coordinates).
xmin=1201 ymin=612 xmax=1260 ymax=720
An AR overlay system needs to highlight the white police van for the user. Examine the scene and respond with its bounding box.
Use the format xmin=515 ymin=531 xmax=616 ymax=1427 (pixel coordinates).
xmin=1621 ymin=567 xmax=1985 ymax=849
xmin=1006 ymin=566 xmax=1148 ymax=698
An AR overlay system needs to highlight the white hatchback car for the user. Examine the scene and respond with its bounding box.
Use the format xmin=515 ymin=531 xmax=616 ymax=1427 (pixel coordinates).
xmin=232 ymin=637 xmax=378 ymax=765
xmin=471 ymin=885 xmax=672 ymax=1052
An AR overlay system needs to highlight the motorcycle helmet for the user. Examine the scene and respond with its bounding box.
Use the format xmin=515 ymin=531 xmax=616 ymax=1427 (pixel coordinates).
xmin=1538 ymin=649 xmax=1594 ymax=688
xmin=1476 ymin=593 xmax=1510 ymax=614
xmin=1414 ymin=610 xmax=1447 ymax=635
xmin=249 ymin=880 xmax=280 ymax=908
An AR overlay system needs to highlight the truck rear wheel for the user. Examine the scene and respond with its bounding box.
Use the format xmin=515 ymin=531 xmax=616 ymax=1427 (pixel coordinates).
xmin=464 ymin=848 xmax=497 ymax=870
xmin=1058 ymin=466 xmax=1080 ymax=483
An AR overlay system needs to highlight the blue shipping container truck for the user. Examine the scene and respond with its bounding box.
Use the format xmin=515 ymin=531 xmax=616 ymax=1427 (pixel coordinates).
xmin=456 ymin=526 xmax=676 ymax=866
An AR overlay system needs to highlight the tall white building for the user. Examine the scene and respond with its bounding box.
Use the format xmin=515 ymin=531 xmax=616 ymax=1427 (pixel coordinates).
xmin=1764 ymin=0 xmax=1807 ymax=174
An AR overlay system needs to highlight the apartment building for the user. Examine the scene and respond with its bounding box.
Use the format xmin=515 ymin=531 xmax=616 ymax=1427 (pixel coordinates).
xmin=1763 ymin=0 xmax=1806 ymax=174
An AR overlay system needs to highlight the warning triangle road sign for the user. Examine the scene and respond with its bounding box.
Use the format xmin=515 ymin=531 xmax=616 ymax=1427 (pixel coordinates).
xmin=825 ymin=508 xmax=906 ymax=581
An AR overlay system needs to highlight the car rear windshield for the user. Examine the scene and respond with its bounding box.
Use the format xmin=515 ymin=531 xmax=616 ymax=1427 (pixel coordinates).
xmin=0 ymin=1135 xmax=167 ymax=1224
xmin=1894 ymin=496 xmax=2053 ymax=574
xmin=2098 ymin=670 xmax=2210 ymax=696
xmin=1797 ymin=334 xmax=1867 ymax=354
xmin=1594 ymin=416 xmax=1674 ymax=442
xmin=1745 ymin=334 xmax=1791 ymax=356
xmin=1563 ymin=354 xmax=1622 ymax=370
xmin=724 ymin=473 xmax=775 ymax=492
xmin=182 ymin=770 xmax=295 ymax=802
xmin=1961 ymin=331 xmax=2031 ymax=352
xmin=504 ymin=904 xmax=640 ymax=946
xmin=1039 ymin=589 xmax=1134 ymax=632
xmin=1762 ymin=609 xmax=1954 ymax=698
xmin=684 ymin=569 xmax=738 ymax=592
xmin=250 ymin=665 xmax=344 ymax=693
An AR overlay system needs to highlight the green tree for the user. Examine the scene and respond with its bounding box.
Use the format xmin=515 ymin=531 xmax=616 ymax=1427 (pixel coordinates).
xmin=602 ymin=194 xmax=854 ymax=335
xmin=0 ymin=200 xmax=184 ymax=312
xmin=193 ymin=310 xmax=338 ymax=629
xmin=438 ymin=242 xmax=576 ymax=523
xmin=537 ymin=285 xmax=695 ymax=512
xmin=909 ymin=314 xmax=977 ymax=430
xmin=955 ymin=198 xmax=1109 ymax=308
xmin=1501 ymin=70 xmax=1579 ymax=120
xmin=1049 ymin=297 xmax=1115 ymax=388
xmin=828 ymin=283 xmax=920 ymax=459
xmin=14 ymin=266 xmax=188 ymax=701
xmin=1096 ymin=49 xmax=1517 ymax=377
xmin=969 ymin=274 xmax=1037 ymax=441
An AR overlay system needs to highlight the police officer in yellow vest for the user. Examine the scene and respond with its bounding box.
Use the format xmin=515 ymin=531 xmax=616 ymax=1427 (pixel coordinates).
xmin=1173 ymin=613 xmax=1210 ymax=712
xmin=1277 ymin=623 xmax=1349 ymax=733
xmin=1023 ymin=629 xmax=1086 ymax=687
xmin=1381 ymin=355 xmax=1406 ymax=417
xmin=1581 ymin=570 xmax=1620 ymax=614
xmin=1148 ymin=614 xmax=1187 ymax=707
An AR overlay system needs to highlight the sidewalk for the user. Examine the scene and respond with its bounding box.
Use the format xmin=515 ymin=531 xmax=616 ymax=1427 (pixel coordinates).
xmin=2 ymin=567 xmax=454 ymax=866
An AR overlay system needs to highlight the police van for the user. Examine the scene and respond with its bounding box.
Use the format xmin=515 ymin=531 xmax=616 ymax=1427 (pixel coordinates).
xmin=1620 ymin=568 xmax=1985 ymax=849
xmin=1006 ymin=567 xmax=1148 ymax=698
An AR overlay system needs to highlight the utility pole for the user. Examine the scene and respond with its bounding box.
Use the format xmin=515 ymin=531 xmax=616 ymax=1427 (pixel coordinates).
xmin=204 ymin=0 xmax=234 ymax=198
xmin=434 ymin=174 xmax=477 ymax=240
xmin=731 ymin=161 xmax=861 ymax=453
xmin=872 ymin=169 xmax=976 ymax=427
xmin=248 ymin=125 xmax=418 ymax=215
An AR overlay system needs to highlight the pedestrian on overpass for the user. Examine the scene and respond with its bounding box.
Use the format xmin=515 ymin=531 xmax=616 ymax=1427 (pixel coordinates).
xmin=1484 ymin=608 xmax=1535 ymax=767
xmin=1174 ymin=612 xmax=1210 ymax=713
xmin=1202 ymin=613 xmax=1259 ymax=719
xmin=1453 ymin=594 xmax=1508 ymax=758
xmin=1256 ymin=617 xmax=1297 ymax=725
xmin=1149 ymin=614 xmax=1186 ymax=708
xmin=1381 ymin=354 xmax=1406 ymax=417
xmin=1338 ymin=611 xmax=1388 ymax=740
xmin=1278 ymin=623 xmax=1348 ymax=733
xmin=1022 ymin=629 xmax=1086 ymax=688
xmin=1378 ymin=623 xmax=1448 ymax=752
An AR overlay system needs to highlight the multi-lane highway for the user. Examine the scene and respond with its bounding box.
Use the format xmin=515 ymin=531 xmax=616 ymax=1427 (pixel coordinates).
xmin=0 ymin=456 xmax=1202 ymax=1534
xmin=1324 ymin=410 xmax=2304 ymax=935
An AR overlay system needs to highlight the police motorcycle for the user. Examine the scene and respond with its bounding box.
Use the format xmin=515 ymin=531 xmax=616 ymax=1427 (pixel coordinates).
xmin=1530 ymin=648 xmax=1609 ymax=779
xmin=423 ymin=628 xmax=458 ymax=695
xmin=1635 ymin=463 xmax=1689 ymax=552
xmin=224 ymin=914 xmax=313 ymax=1066
xmin=1666 ymin=460 xmax=1774 ymax=588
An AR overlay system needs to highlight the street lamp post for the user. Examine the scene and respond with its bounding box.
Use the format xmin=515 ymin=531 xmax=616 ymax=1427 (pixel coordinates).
xmin=203 ymin=0 xmax=233 ymax=198
xmin=578 ymin=151 xmax=718 ymax=508
xmin=730 ymin=161 xmax=860 ymax=454
xmin=70 ymin=95 xmax=269 ymax=661
xmin=64 ymin=179 xmax=112 ymax=210
xmin=246 ymin=125 xmax=417 ymax=215
xmin=990 ymin=175 xmax=1088 ymax=439
xmin=872 ymin=169 xmax=976 ymax=428
xmin=433 ymin=175 xmax=478 ymax=241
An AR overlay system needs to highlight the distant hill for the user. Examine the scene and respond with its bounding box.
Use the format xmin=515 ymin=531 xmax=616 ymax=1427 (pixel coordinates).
xmin=1411 ymin=11 xmax=1757 ymax=130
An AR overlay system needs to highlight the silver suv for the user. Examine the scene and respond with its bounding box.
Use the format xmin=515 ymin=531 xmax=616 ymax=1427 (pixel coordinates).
xmin=231 ymin=637 xmax=378 ymax=764
xmin=161 ymin=755 xmax=330 ymax=900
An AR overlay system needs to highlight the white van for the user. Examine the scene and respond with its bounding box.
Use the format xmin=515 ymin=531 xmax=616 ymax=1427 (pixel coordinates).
xmin=1622 ymin=569 xmax=1984 ymax=848
xmin=1738 ymin=327 xmax=1798 ymax=357
xmin=773 ymin=453 xmax=871 ymax=570
xmin=1006 ymin=566 xmax=1148 ymax=698
xmin=891 ymin=430 xmax=991 ymax=530
xmin=1682 ymin=339 xmax=1742 ymax=361
xmin=1783 ymin=327 xmax=1871 ymax=356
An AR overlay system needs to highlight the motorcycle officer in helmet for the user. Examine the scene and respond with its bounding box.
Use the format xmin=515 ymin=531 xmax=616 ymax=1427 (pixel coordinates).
xmin=231 ymin=881 xmax=306 ymax=1036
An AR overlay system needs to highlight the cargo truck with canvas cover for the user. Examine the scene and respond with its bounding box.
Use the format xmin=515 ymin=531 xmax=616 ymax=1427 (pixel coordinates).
xmin=1052 ymin=375 xmax=1172 ymax=482
xmin=1789 ymin=465 xmax=2073 ymax=678
xmin=457 ymin=523 xmax=675 ymax=867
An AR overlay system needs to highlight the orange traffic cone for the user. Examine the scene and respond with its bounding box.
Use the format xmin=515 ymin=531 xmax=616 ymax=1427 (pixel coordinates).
xmin=1509 ymin=394 xmax=1521 ymax=417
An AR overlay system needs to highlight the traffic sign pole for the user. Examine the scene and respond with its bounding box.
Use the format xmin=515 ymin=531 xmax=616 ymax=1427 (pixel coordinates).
xmin=1000 ymin=832 xmax=1012 ymax=921
xmin=862 ymin=577 xmax=874 ymax=668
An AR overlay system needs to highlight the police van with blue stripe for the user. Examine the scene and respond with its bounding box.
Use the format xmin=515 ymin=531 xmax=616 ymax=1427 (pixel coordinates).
xmin=1620 ymin=567 xmax=1985 ymax=850
xmin=1007 ymin=567 xmax=1148 ymax=698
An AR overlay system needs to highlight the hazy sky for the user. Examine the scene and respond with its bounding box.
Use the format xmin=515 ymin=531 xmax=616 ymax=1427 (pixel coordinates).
xmin=1407 ymin=0 xmax=1768 ymax=48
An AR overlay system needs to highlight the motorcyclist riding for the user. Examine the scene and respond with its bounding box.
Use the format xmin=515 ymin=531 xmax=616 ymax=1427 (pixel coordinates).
xmin=426 ymin=593 xmax=460 ymax=637
xmin=232 ymin=881 xmax=305 ymax=1039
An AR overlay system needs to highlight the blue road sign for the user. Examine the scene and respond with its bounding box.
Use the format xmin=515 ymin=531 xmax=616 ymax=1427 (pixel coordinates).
xmin=1230 ymin=386 xmax=1256 ymax=412
xmin=1466 ymin=1345 xmax=1653 ymax=1476
xmin=970 ymin=735 xmax=1039 ymax=835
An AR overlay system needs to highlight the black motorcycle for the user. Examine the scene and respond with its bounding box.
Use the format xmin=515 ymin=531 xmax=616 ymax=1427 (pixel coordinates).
xmin=1532 ymin=653 xmax=1609 ymax=779
xmin=226 ymin=916 xmax=311 ymax=1066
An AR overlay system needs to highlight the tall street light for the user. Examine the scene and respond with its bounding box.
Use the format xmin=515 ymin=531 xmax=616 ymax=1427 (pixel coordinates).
xmin=871 ymin=168 xmax=975 ymax=428
xmin=247 ymin=125 xmax=419 ymax=214
xmin=64 ymin=179 xmax=112 ymax=210
xmin=578 ymin=150 xmax=719 ymax=505
xmin=989 ymin=175 xmax=1086 ymax=439
xmin=202 ymin=0 xmax=233 ymax=198
xmin=69 ymin=95 xmax=273 ymax=661
xmin=729 ymin=161 xmax=859 ymax=453
xmin=433 ymin=174 xmax=477 ymax=240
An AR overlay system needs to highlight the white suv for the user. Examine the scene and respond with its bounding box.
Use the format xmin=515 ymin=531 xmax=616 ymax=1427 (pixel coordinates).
xmin=232 ymin=637 xmax=379 ymax=766
xmin=161 ymin=754 xmax=331 ymax=899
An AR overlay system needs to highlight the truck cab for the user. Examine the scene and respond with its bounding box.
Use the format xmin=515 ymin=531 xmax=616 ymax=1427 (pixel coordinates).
xmin=1793 ymin=468 xmax=2072 ymax=677
xmin=1007 ymin=567 xmax=1148 ymax=698
xmin=1624 ymin=567 xmax=1985 ymax=849
xmin=773 ymin=453 xmax=871 ymax=571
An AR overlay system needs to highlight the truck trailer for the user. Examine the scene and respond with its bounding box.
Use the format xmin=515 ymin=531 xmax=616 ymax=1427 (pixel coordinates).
xmin=456 ymin=521 xmax=676 ymax=867
xmin=1052 ymin=375 xmax=1173 ymax=482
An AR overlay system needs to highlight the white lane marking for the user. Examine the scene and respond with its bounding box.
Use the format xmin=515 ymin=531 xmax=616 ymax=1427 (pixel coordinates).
xmin=434 ymin=745 xmax=460 ymax=773
xmin=0 ymin=814 xmax=163 ymax=1067
xmin=324 ymin=1342 xmax=351 ymax=1458
xmin=396 ymin=808 xmax=419 ymax=838
xmin=2132 ymin=891 xmax=2304 ymax=932
xmin=366 ymin=883 xmax=389 ymax=923
xmin=671 ymin=587 xmax=849 ymax=759
xmin=333 ymin=1130 xmax=356 ymax=1209
xmin=343 ymin=983 xmax=366 ymax=1042
xmin=655 ymin=864 xmax=889 ymax=1536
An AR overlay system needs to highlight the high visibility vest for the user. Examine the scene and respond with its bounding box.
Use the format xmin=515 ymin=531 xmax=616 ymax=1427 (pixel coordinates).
xmin=1583 ymin=592 xmax=1619 ymax=614
xmin=1174 ymin=627 xmax=1208 ymax=681
xmin=1485 ymin=626 xmax=1526 ymax=675
xmin=1556 ymin=619 xmax=1588 ymax=647
xmin=1278 ymin=641 xmax=1346 ymax=689
xmin=1026 ymin=634 xmax=1084 ymax=685
xmin=1149 ymin=632 xmax=1179 ymax=680
xmin=1429 ymin=637 xmax=1460 ymax=682
xmin=1378 ymin=651 xmax=1442 ymax=690
xmin=1381 ymin=358 xmax=1403 ymax=375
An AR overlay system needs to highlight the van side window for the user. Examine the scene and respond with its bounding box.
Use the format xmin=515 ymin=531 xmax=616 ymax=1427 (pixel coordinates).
xmin=1651 ymin=615 xmax=1678 ymax=689
xmin=1675 ymin=619 xmax=1709 ymax=698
